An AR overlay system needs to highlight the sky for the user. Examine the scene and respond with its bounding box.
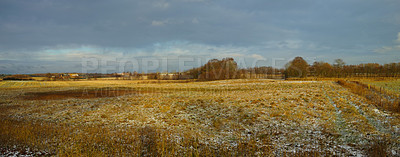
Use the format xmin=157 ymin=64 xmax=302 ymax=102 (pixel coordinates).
xmin=0 ymin=0 xmax=400 ymax=74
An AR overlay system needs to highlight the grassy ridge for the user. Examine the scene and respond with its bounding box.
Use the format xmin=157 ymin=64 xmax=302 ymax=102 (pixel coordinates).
xmin=337 ymin=80 xmax=400 ymax=114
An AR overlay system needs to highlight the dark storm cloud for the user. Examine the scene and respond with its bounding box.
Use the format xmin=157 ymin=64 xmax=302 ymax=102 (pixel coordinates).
xmin=0 ymin=0 xmax=399 ymax=73
xmin=0 ymin=0 xmax=293 ymax=49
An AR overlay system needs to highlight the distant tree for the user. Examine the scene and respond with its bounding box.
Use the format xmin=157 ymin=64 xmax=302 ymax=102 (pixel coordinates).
xmin=46 ymin=73 xmax=53 ymax=81
xmin=156 ymin=72 xmax=160 ymax=80
xmin=3 ymin=74 xmax=33 ymax=80
xmin=186 ymin=58 xmax=238 ymax=80
xmin=223 ymin=57 xmax=238 ymax=79
xmin=285 ymin=57 xmax=309 ymax=78
xmin=187 ymin=67 xmax=201 ymax=79
xmin=333 ymin=59 xmax=346 ymax=77
xmin=186 ymin=57 xmax=400 ymax=79
xmin=333 ymin=59 xmax=345 ymax=68
xmin=320 ymin=62 xmax=334 ymax=77
xmin=310 ymin=62 xmax=334 ymax=77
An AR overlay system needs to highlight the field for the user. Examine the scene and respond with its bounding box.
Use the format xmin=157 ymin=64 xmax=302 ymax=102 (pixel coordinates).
xmin=0 ymin=79 xmax=400 ymax=156
xmin=362 ymin=79 xmax=400 ymax=95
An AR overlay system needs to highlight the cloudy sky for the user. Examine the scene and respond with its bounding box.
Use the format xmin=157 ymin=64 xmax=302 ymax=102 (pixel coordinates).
xmin=1 ymin=0 xmax=400 ymax=74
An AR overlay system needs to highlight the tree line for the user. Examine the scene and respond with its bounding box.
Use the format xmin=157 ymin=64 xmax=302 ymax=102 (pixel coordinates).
xmin=3 ymin=57 xmax=397 ymax=81
xmin=185 ymin=58 xmax=284 ymax=81
xmin=285 ymin=56 xmax=400 ymax=78
xmin=186 ymin=57 xmax=400 ymax=80
xmin=2 ymin=74 xmax=33 ymax=80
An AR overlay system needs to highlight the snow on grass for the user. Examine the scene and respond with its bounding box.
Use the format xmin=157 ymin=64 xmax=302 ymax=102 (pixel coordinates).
xmin=0 ymin=79 xmax=399 ymax=156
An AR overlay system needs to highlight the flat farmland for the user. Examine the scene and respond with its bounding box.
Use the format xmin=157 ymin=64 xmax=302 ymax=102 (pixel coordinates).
xmin=362 ymin=79 xmax=400 ymax=95
xmin=0 ymin=79 xmax=399 ymax=156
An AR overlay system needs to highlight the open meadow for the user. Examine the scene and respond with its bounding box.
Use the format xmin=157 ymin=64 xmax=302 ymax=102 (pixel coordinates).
xmin=361 ymin=79 xmax=400 ymax=95
xmin=0 ymin=79 xmax=399 ymax=156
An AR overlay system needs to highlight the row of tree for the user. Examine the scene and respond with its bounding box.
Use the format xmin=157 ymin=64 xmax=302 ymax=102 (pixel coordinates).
xmin=185 ymin=57 xmax=400 ymax=80
xmin=2 ymin=74 xmax=33 ymax=80
xmin=285 ymin=57 xmax=400 ymax=78
xmin=5 ymin=57 xmax=395 ymax=81
xmin=185 ymin=58 xmax=284 ymax=80
xmin=186 ymin=58 xmax=238 ymax=80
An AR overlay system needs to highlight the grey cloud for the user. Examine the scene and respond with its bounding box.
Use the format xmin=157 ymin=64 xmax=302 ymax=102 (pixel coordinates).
xmin=0 ymin=0 xmax=399 ymax=73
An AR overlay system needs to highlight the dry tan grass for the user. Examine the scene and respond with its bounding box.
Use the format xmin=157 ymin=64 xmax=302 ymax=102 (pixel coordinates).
xmin=337 ymin=80 xmax=400 ymax=113
xmin=0 ymin=79 xmax=399 ymax=156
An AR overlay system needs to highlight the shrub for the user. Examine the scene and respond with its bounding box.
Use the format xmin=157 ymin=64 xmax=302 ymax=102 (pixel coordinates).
xmin=3 ymin=74 xmax=33 ymax=80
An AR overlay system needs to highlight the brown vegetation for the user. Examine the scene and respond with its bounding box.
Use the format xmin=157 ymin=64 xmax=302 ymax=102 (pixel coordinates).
xmin=186 ymin=57 xmax=284 ymax=80
xmin=285 ymin=56 xmax=309 ymax=78
xmin=23 ymin=88 xmax=143 ymax=100
xmin=337 ymin=80 xmax=400 ymax=113
xmin=0 ymin=116 xmax=274 ymax=156
xmin=187 ymin=57 xmax=239 ymax=80
xmin=1 ymin=79 xmax=399 ymax=156
xmin=286 ymin=56 xmax=400 ymax=78
xmin=16 ymin=57 xmax=400 ymax=82
xmin=367 ymin=136 xmax=391 ymax=157
xmin=3 ymin=74 xmax=33 ymax=80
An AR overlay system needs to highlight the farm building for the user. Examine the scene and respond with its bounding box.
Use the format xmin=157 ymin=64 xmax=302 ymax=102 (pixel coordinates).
xmin=69 ymin=73 xmax=79 ymax=79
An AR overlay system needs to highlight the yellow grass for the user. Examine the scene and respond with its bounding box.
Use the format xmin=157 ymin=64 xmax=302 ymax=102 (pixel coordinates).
xmin=0 ymin=79 xmax=399 ymax=156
